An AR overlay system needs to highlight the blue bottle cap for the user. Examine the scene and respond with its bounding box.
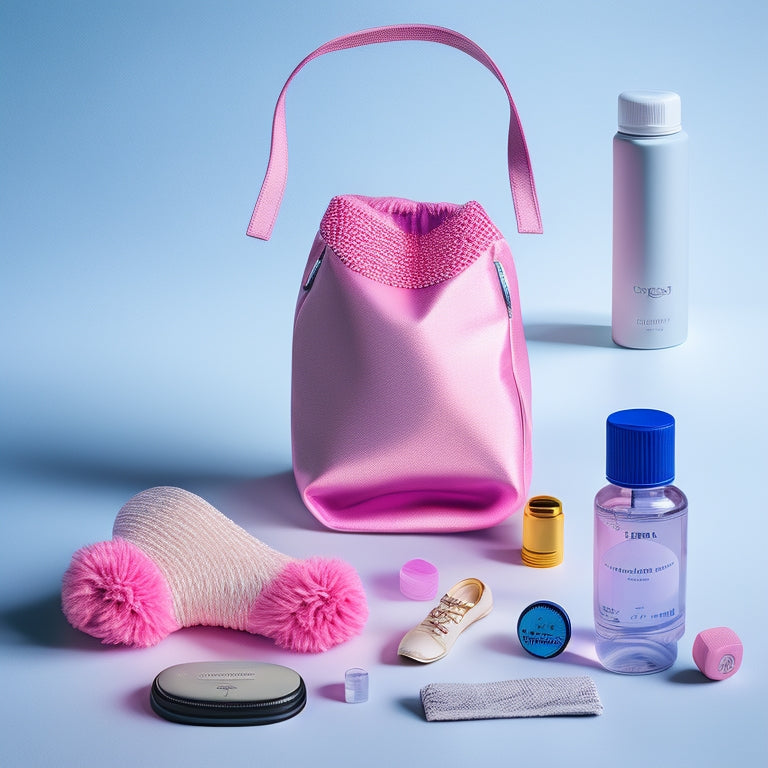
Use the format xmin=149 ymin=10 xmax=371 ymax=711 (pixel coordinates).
xmin=606 ymin=409 xmax=675 ymax=488
xmin=516 ymin=601 xmax=571 ymax=659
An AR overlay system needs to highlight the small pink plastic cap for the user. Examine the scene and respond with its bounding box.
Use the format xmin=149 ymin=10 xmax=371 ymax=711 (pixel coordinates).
xmin=693 ymin=627 xmax=743 ymax=680
xmin=399 ymin=559 xmax=439 ymax=601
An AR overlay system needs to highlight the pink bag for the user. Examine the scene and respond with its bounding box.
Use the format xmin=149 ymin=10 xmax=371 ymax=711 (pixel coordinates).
xmin=248 ymin=25 xmax=543 ymax=533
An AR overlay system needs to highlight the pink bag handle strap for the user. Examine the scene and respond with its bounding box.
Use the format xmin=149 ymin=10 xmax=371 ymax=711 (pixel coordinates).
xmin=247 ymin=24 xmax=543 ymax=240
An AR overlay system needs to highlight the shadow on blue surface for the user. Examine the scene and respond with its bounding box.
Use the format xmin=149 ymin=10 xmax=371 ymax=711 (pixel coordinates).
xmin=667 ymin=668 xmax=714 ymax=685
xmin=3 ymin=442 xmax=320 ymax=531
xmin=397 ymin=696 xmax=426 ymax=720
xmin=525 ymin=322 xmax=614 ymax=348
xmin=317 ymin=683 xmax=346 ymax=703
xmin=4 ymin=446 xmax=256 ymax=493
xmin=2 ymin=592 xmax=105 ymax=649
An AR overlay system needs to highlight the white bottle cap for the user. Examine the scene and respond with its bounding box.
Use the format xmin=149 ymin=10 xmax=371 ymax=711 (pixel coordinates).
xmin=618 ymin=90 xmax=682 ymax=136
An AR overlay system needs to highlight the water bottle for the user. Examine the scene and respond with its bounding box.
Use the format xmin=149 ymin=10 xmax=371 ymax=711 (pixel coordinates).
xmin=593 ymin=409 xmax=688 ymax=674
xmin=612 ymin=91 xmax=688 ymax=349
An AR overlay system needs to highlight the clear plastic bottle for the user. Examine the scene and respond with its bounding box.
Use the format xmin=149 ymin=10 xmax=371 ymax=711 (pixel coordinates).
xmin=612 ymin=90 xmax=689 ymax=349
xmin=593 ymin=409 xmax=688 ymax=674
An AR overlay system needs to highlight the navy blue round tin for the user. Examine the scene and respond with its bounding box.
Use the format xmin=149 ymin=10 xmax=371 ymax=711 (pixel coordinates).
xmin=517 ymin=601 xmax=571 ymax=659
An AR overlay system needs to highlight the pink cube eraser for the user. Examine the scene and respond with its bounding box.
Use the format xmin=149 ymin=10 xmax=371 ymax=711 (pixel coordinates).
xmin=692 ymin=627 xmax=743 ymax=680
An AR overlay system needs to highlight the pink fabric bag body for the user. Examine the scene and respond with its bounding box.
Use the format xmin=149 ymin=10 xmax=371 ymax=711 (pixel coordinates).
xmin=248 ymin=26 xmax=543 ymax=533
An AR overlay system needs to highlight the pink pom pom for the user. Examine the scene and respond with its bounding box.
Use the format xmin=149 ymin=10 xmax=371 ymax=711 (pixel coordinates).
xmin=62 ymin=537 xmax=179 ymax=647
xmin=248 ymin=557 xmax=368 ymax=653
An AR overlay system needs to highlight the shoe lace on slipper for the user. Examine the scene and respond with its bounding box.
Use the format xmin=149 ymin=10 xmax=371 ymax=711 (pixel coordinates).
xmin=425 ymin=596 xmax=474 ymax=635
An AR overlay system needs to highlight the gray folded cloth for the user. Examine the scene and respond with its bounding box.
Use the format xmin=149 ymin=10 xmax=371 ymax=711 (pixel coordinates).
xmin=420 ymin=676 xmax=603 ymax=721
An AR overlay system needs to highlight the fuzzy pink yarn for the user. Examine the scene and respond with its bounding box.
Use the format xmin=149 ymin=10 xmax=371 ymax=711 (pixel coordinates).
xmin=248 ymin=557 xmax=368 ymax=653
xmin=61 ymin=488 xmax=369 ymax=652
xmin=62 ymin=537 xmax=179 ymax=647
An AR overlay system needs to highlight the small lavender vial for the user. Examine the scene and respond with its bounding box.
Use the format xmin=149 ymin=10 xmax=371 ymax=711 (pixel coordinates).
xmin=593 ymin=409 xmax=688 ymax=674
xmin=344 ymin=668 xmax=369 ymax=703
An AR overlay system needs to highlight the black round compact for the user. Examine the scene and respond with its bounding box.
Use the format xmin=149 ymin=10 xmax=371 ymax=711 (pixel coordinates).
xmin=150 ymin=661 xmax=306 ymax=726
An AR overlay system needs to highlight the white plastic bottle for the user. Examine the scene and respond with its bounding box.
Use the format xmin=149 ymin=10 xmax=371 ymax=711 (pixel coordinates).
xmin=612 ymin=91 xmax=688 ymax=349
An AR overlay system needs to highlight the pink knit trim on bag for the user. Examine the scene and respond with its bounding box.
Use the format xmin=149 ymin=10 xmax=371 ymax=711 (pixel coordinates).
xmin=320 ymin=196 xmax=503 ymax=288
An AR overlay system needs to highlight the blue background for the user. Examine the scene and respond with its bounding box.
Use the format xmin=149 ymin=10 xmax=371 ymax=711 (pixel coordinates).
xmin=1 ymin=1 xmax=766 ymax=766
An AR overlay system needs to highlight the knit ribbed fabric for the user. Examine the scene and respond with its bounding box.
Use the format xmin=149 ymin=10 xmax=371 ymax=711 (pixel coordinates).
xmin=420 ymin=677 xmax=603 ymax=721
xmin=112 ymin=487 xmax=291 ymax=632
xmin=319 ymin=196 xmax=503 ymax=288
